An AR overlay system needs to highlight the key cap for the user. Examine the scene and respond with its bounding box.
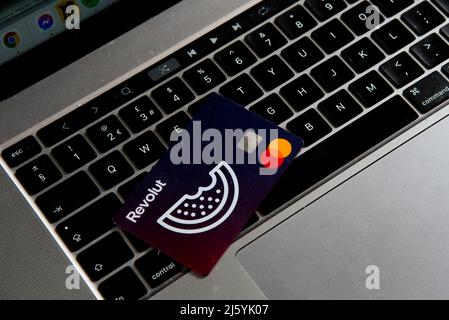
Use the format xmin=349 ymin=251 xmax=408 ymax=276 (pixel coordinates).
xmin=36 ymin=171 xmax=100 ymax=223
xmin=156 ymin=111 xmax=191 ymax=144
xmin=433 ymin=0 xmax=449 ymax=16
xmin=245 ymin=23 xmax=288 ymax=58
xmin=443 ymin=62 xmax=449 ymax=77
xmin=249 ymin=94 xmax=294 ymax=124
xmin=151 ymin=78 xmax=195 ymax=114
xmin=311 ymin=56 xmax=355 ymax=92
xmin=275 ymin=5 xmax=317 ymax=40
xmin=341 ymin=37 xmax=385 ymax=73
xmin=318 ymin=90 xmax=363 ymax=127
xmin=342 ymin=1 xmax=384 ymax=36
xmin=259 ymin=95 xmax=418 ymax=215
xmin=123 ymin=131 xmax=165 ymax=170
xmin=2 ymin=136 xmax=41 ymax=168
xmin=311 ymin=19 xmax=354 ymax=54
xmin=89 ymin=151 xmax=134 ymax=190
xmin=371 ymin=19 xmax=415 ymax=54
xmin=77 ymin=232 xmax=134 ymax=281
xmin=281 ymin=37 xmax=325 ymax=73
xmin=86 ymin=116 xmax=130 ymax=153
xmin=119 ymin=96 xmax=163 ymax=134
xmin=98 ymin=267 xmax=147 ymax=300
xmin=135 ymin=250 xmax=183 ymax=288
xmin=250 ymin=56 xmax=294 ymax=91
xmin=442 ymin=24 xmax=449 ymax=40
xmin=183 ymin=59 xmax=226 ymax=95
xmin=15 ymin=155 xmax=62 ymax=195
xmin=280 ymin=74 xmax=325 ymax=111
xmin=287 ymin=109 xmax=332 ymax=147
xmin=214 ymin=41 xmax=257 ymax=76
xmin=219 ymin=74 xmax=263 ymax=106
xmin=349 ymin=71 xmax=394 ymax=108
xmin=52 ymin=135 xmax=96 ymax=173
xmin=404 ymin=71 xmax=449 ymax=114
xmin=125 ymin=232 xmax=150 ymax=253
xmin=246 ymin=0 xmax=295 ymax=25
xmin=118 ymin=173 xmax=147 ymax=199
xmin=410 ymin=34 xmax=449 ymax=69
xmin=402 ymin=2 xmax=445 ymax=36
xmin=305 ymin=0 xmax=347 ymax=21
xmin=56 ymin=194 xmax=122 ymax=252
xmin=380 ymin=52 xmax=424 ymax=88
xmin=371 ymin=0 xmax=414 ymax=17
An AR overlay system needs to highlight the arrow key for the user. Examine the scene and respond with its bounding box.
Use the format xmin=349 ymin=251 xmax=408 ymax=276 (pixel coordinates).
xmin=410 ymin=33 xmax=449 ymax=69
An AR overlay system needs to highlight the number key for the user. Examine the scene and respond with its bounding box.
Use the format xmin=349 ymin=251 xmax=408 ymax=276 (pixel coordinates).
xmin=214 ymin=41 xmax=257 ymax=76
xmin=245 ymin=23 xmax=287 ymax=58
xmin=52 ymin=135 xmax=96 ymax=173
xmin=86 ymin=116 xmax=130 ymax=153
xmin=119 ymin=96 xmax=162 ymax=133
xmin=151 ymin=78 xmax=195 ymax=114
xmin=305 ymin=0 xmax=347 ymax=21
xmin=183 ymin=59 xmax=226 ymax=95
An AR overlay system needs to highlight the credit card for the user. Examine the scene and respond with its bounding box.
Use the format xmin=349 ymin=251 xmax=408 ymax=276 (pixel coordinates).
xmin=113 ymin=94 xmax=303 ymax=276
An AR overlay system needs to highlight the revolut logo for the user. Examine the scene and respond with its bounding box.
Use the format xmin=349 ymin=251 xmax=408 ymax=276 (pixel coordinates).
xmin=126 ymin=180 xmax=167 ymax=223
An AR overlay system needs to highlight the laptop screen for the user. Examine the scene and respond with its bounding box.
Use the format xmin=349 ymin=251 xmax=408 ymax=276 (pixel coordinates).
xmin=0 ymin=0 xmax=182 ymax=100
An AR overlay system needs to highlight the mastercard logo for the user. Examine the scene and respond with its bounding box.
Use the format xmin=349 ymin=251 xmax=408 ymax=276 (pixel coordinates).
xmin=259 ymin=138 xmax=292 ymax=169
xmin=3 ymin=32 xmax=20 ymax=48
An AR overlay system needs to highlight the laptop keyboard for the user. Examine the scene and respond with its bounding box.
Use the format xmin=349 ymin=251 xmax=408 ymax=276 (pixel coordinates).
xmin=1 ymin=0 xmax=449 ymax=300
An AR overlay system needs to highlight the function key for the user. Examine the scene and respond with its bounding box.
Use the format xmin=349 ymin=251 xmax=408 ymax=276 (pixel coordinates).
xmin=410 ymin=33 xmax=449 ymax=69
xmin=341 ymin=37 xmax=385 ymax=74
xmin=380 ymin=52 xmax=424 ymax=88
xmin=432 ymin=0 xmax=449 ymax=16
xmin=371 ymin=19 xmax=415 ymax=54
xmin=156 ymin=111 xmax=191 ymax=144
xmin=36 ymin=171 xmax=100 ymax=223
xmin=341 ymin=1 xmax=384 ymax=36
xmin=250 ymin=94 xmax=294 ymax=125
xmin=371 ymin=0 xmax=414 ymax=17
xmin=151 ymin=78 xmax=195 ymax=114
xmin=250 ymin=56 xmax=294 ymax=91
xmin=305 ymin=0 xmax=347 ymax=21
xmin=246 ymin=0 xmax=291 ymax=25
xmin=317 ymin=90 xmax=363 ymax=127
xmin=245 ymin=23 xmax=288 ymax=58
xmin=287 ymin=109 xmax=332 ymax=147
xmin=89 ymin=151 xmax=134 ymax=190
xmin=119 ymin=96 xmax=163 ymax=134
xmin=219 ymin=74 xmax=263 ymax=106
xmin=37 ymin=112 xmax=84 ymax=148
xmin=280 ymin=74 xmax=325 ymax=111
xmin=183 ymin=59 xmax=226 ymax=95
xmin=401 ymin=2 xmax=445 ymax=36
xmin=15 ymin=155 xmax=62 ymax=195
xmin=77 ymin=232 xmax=134 ymax=282
xmin=311 ymin=19 xmax=354 ymax=54
xmin=281 ymin=37 xmax=325 ymax=73
xmin=98 ymin=267 xmax=147 ymax=301
xmin=86 ymin=116 xmax=130 ymax=153
xmin=348 ymin=71 xmax=394 ymax=108
xmin=214 ymin=41 xmax=257 ymax=76
xmin=2 ymin=136 xmax=41 ymax=168
xmin=275 ymin=5 xmax=317 ymax=40
xmin=123 ymin=131 xmax=166 ymax=170
xmin=147 ymin=58 xmax=181 ymax=83
xmin=311 ymin=56 xmax=355 ymax=92
xmin=176 ymin=42 xmax=208 ymax=65
xmin=51 ymin=135 xmax=96 ymax=173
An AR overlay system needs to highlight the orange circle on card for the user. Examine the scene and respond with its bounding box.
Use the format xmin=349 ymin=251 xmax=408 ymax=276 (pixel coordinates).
xmin=268 ymin=138 xmax=292 ymax=159
xmin=260 ymin=149 xmax=285 ymax=169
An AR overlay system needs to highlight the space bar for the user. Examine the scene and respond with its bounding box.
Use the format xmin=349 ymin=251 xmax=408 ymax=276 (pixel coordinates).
xmin=258 ymin=96 xmax=419 ymax=215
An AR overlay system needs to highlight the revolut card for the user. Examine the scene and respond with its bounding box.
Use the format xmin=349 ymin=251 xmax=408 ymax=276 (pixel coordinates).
xmin=114 ymin=94 xmax=303 ymax=275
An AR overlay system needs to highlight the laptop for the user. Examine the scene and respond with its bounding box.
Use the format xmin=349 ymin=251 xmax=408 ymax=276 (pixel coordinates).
xmin=1 ymin=0 xmax=449 ymax=300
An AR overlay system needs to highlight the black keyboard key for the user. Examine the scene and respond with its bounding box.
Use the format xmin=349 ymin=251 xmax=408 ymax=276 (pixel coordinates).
xmin=2 ymin=136 xmax=41 ymax=168
xmin=281 ymin=37 xmax=325 ymax=73
xmin=214 ymin=41 xmax=257 ymax=76
xmin=52 ymin=135 xmax=96 ymax=173
xmin=287 ymin=109 xmax=332 ymax=147
xmin=404 ymin=71 xmax=449 ymax=113
xmin=135 ymin=250 xmax=183 ymax=288
xmin=219 ymin=74 xmax=263 ymax=106
xmin=305 ymin=0 xmax=347 ymax=21
xmin=342 ymin=1 xmax=384 ymax=36
xmin=442 ymin=24 xmax=449 ymax=40
xmin=56 ymin=194 xmax=122 ymax=252
xmin=371 ymin=19 xmax=415 ymax=54
xmin=123 ymin=131 xmax=165 ymax=170
xmin=246 ymin=0 xmax=295 ymax=25
xmin=410 ymin=34 xmax=449 ymax=69
xmin=183 ymin=59 xmax=226 ymax=95
xmin=156 ymin=111 xmax=191 ymax=144
xmin=118 ymin=173 xmax=147 ymax=199
xmin=433 ymin=0 xmax=449 ymax=16
xmin=245 ymin=23 xmax=287 ymax=58
xmin=119 ymin=96 xmax=163 ymax=134
xmin=250 ymin=56 xmax=294 ymax=91
xmin=250 ymin=94 xmax=294 ymax=124
xmin=380 ymin=52 xmax=424 ymax=88
xmin=86 ymin=116 xmax=130 ymax=153
xmin=402 ymin=2 xmax=445 ymax=36
xmin=275 ymin=5 xmax=317 ymax=40
xmin=444 ymin=62 xmax=449 ymax=77
xmin=318 ymin=90 xmax=363 ymax=127
xmin=312 ymin=19 xmax=354 ymax=54
xmin=99 ymin=267 xmax=147 ymax=300
xmin=341 ymin=38 xmax=385 ymax=73
xmin=371 ymin=0 xmax=414 ymax=17
xmin=259 ymin=95 xmax=418 ymax=215
xmin=311 ymin=56 xmax=355 ymax=92
xmin=15 ymin=155 xmax=62 ymax=195
xmin=36 ymin=171 xmax=100 ymax=223
xmin=280 ymin=74 xmax=324 ymax=111
xmin=349 ymin=71 xmax=394 ymax=108
xmin=89 ymin=151 xmax=134 ymax=190
xmin=77 ymin=232 xmax=133 ymax=282
xmin=125 ymin=232 xmax=150 ymax=252
xmin=151 ymin=78 xmax=195 ymax=114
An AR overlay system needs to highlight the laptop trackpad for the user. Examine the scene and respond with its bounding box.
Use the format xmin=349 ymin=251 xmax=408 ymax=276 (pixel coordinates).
xmin=237 ymin=115 xmax=449 ymax=299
